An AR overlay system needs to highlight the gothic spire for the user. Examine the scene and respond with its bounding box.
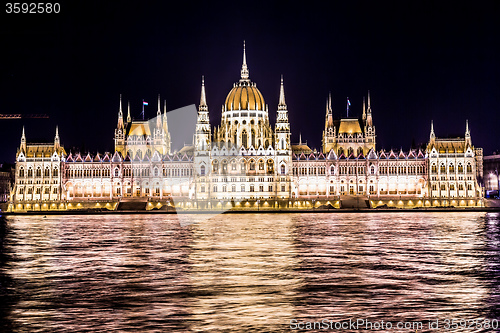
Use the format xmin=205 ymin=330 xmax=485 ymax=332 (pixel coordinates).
xmin=240 ymin=40 xmax=249 ymax=80
xmin=328 ymin=92 xmax=332 ymax=114
xmin=278 ymin=75 xmax=286 ymax=107
xmin=54 ymin=126 xmax=60 ymax=149
xmin=200 ymin=75 xmax=207 ymax=108
xmin=127 ymin=101 xmax=131 ymax=123
xmin=157 ymin=94 xmax=162 ymax=128
xmin=430 ymin=120 xmax=435 ymax=140
xmin=117 ymin=94 xmax=124 ymax=129
xmin=465 ymin=119 xmax=471 ymax=147
xmin=20 ymin=126 xmax=26 ymax=152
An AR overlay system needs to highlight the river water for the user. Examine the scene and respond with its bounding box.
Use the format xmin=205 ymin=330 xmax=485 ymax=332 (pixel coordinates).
xmin=0 ymin=212 xmax=499 ymax=332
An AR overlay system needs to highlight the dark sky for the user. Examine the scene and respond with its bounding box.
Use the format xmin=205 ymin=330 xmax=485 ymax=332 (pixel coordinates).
xmin=1 ymin=1 xmax=499 ymax=163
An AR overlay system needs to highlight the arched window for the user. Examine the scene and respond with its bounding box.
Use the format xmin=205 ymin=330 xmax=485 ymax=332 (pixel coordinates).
xmin=370 ymin=165 xmax=375 ymax=174
xmin=347 ymin=147 xmax=354 ymax=156
xmin=449 ymin=164 xmax=455 ymax=173
xmin=281 ymin=139 xmax=285 ymax=150
xmin=242 ymin=130 xmax=248 ymax=148
xmin=251 ymin=129 xmax=256 ymax=147
xmin=200 ymin=165 xmax=205 ymax=176
xmin=250 ymin=161 xmax=255 ymax=171
xmin=440 ymin=164 xmax=446 ymax=173
xmin=267 ymin=160 xmax=274 ymax=173
xmin=36 ymin=168 xmax=41 ymax=177
xmin=338 ymin=148 xmax=344 ymax=156
xmin=114 ymin=168 xmax=119 ymax=177
xmin=467 ymin=163 xmax=472 ymax=173
xmin=53 ymin=168 xmax=58 ymax=177
xmin=212 ymin=160 xmax=219 ymax=172
xmin=280 ymin=164 xmax=286 ymax=175
xmin=44 ymin=168 xmax=50 ymax=177
xmin=259 ymin=160 xmax=264 ymax=170
xmin=330 ymin=165 xmax=335 ymax=175
xmin=458 ymin=164 xmax=464 ymax=173
xmin=19 ymin=167 xmax=24 ymax=177
xmin=154 ymin=167 xmax=159 ymax=177
xmin=222 ymin=160 xmax=228 ymax=173
xmin=357 ymin=147 xmax=363 ymax=156
xmin=136 ymin=150 xmax=142 ymax=159
xmin=431 ymin=164 xmax=437 ymax=174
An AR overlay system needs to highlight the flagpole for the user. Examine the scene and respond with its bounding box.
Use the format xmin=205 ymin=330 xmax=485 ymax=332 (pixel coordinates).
xmin=347 ymin=97 xmax=349 ymax=118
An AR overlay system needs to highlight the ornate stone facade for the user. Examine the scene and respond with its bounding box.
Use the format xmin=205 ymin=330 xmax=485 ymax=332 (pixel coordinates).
xmin=9 ymin=44 xmax=484 ymax=211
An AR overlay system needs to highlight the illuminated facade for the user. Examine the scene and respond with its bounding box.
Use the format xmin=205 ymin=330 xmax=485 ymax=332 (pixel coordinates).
xmin=9 ymin=44 xmax=484 ymax=211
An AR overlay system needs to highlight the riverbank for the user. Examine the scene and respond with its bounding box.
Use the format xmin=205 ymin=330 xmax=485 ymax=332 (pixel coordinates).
xmin=2 ymin=207 xmax=500 ymax=215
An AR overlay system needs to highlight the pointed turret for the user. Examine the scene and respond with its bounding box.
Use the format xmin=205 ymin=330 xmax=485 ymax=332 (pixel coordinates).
xmin=278 ymin=75 xmax=286 ymax=107
xmin=366 ymin=90 xmax=373 ymax=127
xmin=127 ymin=100 xmax=131 ymax=123
xmin=326 ymin=92 xmax=333 ymax=126
xmin=156 ymin=94 xmax=162 ymax=129
xmin=200 ymin=75 xmax=208 ymax=111
xmin=117 ymin=94 xmax=124 ymax=129
xmin=429 ymin=120 xmax=436 ymax=148
xmin=275 ymin=75 xmax=291 ymax=153
xmin=322 ymin=92 xmax=335 ymax=153
xmin=20 ymin=126 xmax=26 ymax=152
xmin=465 ymin=119 xmax=471 ymax=147
xmin=54 ymin=126 xmax=60 ymax=150
xmin=195 ymin=76 xmax=211 ymax=152
xmin=240 ymin=40 xmax=249 ymax=80
xmin=114 ymin=95 xmax=126 ymax=153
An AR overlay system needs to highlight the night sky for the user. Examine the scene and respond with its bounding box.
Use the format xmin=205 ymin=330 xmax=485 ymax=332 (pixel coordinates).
xmin=1 ymin=1 xmax=499 ymax=163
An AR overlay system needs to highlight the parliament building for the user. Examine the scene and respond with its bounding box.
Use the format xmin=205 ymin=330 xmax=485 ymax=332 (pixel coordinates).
xmin=8 ymin=44 xmax=484 ymax=211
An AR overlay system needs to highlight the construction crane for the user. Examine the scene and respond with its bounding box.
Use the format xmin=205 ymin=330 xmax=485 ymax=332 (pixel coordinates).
xmin=0 ymin=114 xmax=49 ymax=119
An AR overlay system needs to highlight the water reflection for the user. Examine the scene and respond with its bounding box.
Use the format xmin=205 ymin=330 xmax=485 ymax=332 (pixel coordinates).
xmin=3 ymin=215 xmax=193 ymax=332
xmin=0 ymin=212 xmax=499 ymax=332
xmin=186 ymin=214 xmax=301 ymax=332
xmin=294 ymin=213 xmax=498 ymax=332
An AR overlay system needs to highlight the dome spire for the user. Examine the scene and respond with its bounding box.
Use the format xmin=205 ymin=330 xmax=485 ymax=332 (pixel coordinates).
xmin=240 ymin=40 xmax=249 ymax=80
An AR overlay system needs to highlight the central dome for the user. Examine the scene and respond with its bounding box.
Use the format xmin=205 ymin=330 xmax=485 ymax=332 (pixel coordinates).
xmin=224 ymin=81 xmax=265 ymax=111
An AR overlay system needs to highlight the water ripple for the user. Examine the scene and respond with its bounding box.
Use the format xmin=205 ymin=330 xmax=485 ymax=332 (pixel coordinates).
xmin=0 ymin=212 xmax=498 ymax=332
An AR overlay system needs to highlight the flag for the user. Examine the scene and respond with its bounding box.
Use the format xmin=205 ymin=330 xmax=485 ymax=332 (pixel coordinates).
xmin=143 ymin=101 xmax=149 ymax=106
xmin=347 ymin=99 xmax=351 ymax=106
